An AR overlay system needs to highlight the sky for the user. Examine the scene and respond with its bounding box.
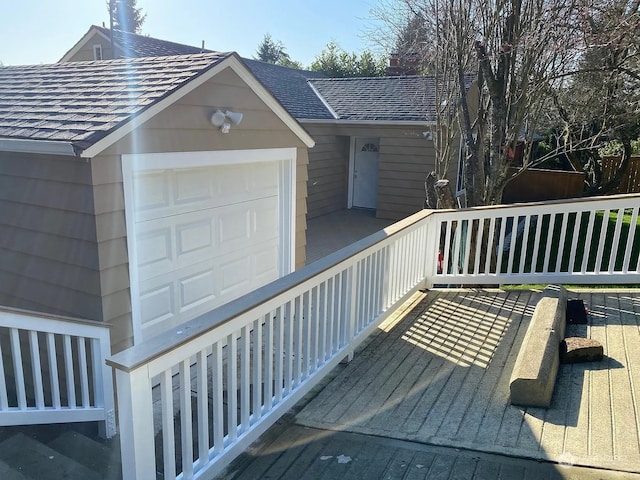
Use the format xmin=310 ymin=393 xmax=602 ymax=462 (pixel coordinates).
xmin=0 ymin=0 xmax=388 ymax=67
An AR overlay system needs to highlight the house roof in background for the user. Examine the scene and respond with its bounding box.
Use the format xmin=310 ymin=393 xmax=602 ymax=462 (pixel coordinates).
xmin=242 ymin=59 xmax=333 ymax=120
xmin=0 ymin=53 xmax=232 ymax=153
xmin=309 ymin=76 xmax=443 ymax=122
xmin=60 ymin=25 xmax=211 ymax=61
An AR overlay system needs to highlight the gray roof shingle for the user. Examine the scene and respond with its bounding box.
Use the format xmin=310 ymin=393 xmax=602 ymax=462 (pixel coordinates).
xmin=95 ymin=26 xmax=210 ymax=57
xmin=308 ymin=76 xmax=449 ymax=122
xmin=242 ymin=59 xmax=333 ymax=120
xmin=0 ymin=52 xmax=231 ymax=152
xmin=69 ymin=27 xmax=335 ymax=120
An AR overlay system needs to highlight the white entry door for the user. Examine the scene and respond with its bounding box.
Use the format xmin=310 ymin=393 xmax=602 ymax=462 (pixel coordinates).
xmin=123 ymin=149 xmax=295 ymax=342
xmin=352 ymin=138 xmax=379 ymax=209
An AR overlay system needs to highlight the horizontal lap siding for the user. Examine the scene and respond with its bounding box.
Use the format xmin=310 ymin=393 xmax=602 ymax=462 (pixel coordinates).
xmin=0 ymin=152 xmax=102 ymax=319
xmin=64 ymin=31 xmax=116 ymax=62
xmin=94 ymin=67 xmax=309 ymax=351
xmin=377 ymin=135 xmax=436 ymax=220
xmin=305 ymin=126 xmax=349 ymax=218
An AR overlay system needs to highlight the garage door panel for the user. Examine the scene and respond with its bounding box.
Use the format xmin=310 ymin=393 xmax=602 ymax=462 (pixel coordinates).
xmin=136 ymin=228 xmax=173 ymax=274
xmin=254 ymin=242 xmax=280 ymax=283
xmin=139 ymin=281 xmax=175 ymax=329
xmin=176 ymin=219 xmax=214 ymax=257
xmin=130 ymin=156 xmax=289 ymax=341
xmin=135 ymin=171 xmax=171 ymax=213
xmin=219 ymin=255 xmax=251 ymax=297
xmin=253 ymin=199 xmax=280 ymax=235
xmin=179 ymin=269 xmax=217 ymax=312
xmin=218 ymin=209 xmax=250 ymax=245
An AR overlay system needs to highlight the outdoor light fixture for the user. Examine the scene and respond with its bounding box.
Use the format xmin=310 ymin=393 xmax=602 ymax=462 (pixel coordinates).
xmin=211 ymin=109 xmax=244 ymax=134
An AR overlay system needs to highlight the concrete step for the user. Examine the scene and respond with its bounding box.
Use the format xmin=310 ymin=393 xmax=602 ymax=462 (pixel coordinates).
xmin=0 ymin=432 xmax=101 ymax=480
xmin=48 ymin=430 xmax=122 ymax=480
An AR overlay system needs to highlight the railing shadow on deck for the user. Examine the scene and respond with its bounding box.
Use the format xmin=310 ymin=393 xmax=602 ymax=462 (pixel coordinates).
xmin=107 ymin=193 xmax=640 ymax=480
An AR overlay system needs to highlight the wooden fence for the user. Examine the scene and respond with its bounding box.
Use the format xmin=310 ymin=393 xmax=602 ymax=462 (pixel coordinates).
xmin=601 ymin=156 xmax=640 ymax=194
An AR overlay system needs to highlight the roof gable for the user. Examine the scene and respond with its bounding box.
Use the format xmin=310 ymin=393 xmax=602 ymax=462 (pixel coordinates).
xmin=0 ymin=53 xmax=231 ymax=153
xmin=60 ymin=25 xmax=210 ymax=62
xmin=0 ymin=53 xmax=314 ymax=156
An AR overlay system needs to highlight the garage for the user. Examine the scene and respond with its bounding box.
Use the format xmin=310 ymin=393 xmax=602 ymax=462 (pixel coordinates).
xmin=123 ymin=148 xmax=296 ymax=341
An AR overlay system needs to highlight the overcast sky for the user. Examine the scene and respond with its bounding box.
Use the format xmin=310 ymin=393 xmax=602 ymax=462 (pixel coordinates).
xmin=0 ymin=0 xmax=386 ymax=66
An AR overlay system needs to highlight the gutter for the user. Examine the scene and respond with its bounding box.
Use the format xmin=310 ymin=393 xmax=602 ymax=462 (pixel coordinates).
xmin=0 ymin=138 xmax=78 ymax=156
xmin=299 ymin=119 xmax=437 ymax=127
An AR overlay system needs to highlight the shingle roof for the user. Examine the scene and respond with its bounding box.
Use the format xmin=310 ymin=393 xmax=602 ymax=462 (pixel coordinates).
xmin=309 ymin=76 xmax=443 ymax=122
xmin=95 ymin=25 xmax=210 ymax=57
xmin=242 ymin=59 xmax=333 ymax=120
xmin=0 ymin=52 xmax=231 ymax=152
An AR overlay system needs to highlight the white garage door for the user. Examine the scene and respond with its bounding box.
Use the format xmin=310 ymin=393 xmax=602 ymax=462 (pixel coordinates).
xmin=123 ymin=149 xmax=295 ymax=342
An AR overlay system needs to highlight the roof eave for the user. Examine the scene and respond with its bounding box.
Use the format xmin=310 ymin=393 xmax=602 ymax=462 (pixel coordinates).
xmin=59 ymin=25 xmax=113 ymax=62
xmin=80 ymin=54 xmax=315 ymax=158
xmin=0 ymin=138 xmax=78 ymax=156
xmin=299 ymin=119 xmax=437 ymax=126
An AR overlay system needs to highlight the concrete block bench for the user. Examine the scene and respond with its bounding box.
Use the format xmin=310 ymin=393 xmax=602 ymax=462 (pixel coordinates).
xmin=509 ymin=285 xmax=567 ymax=407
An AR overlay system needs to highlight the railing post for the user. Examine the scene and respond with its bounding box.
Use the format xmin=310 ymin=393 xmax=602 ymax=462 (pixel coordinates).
xmin=95 ymin=333 xmax=116 ymax=439
xmin=423 ymin=213 xmax=438 ymax=289
xmin=115 ymin=366 xmax=156 ymax=480
xmin=345 ymin=264 xmax=358 ymax=362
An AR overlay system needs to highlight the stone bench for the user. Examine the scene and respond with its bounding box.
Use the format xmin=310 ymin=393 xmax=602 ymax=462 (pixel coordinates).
xmin=509 ymin=285 xmax=567 ymax=407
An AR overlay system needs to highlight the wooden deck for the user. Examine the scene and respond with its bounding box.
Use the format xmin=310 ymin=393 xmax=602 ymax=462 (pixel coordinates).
xmin=224 ymin=289 xmax=640 ymax=479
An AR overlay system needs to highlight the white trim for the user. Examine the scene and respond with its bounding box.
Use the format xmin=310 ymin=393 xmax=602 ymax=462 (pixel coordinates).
xmin=81 ymin=55 xmax=314 ymax=158
xmin=299 ymin=119 xmax=437 ymax=126
xmin=347 ymin=137 xmax=356 ymax=208
xmin=307 ymin=82 xmax=339 ymax=119
xmin=0 ymin=138 xmax=76 ymax=156
xmin=93 ymin=44 xmax=103 ymax=61
xmin=125 ymin=147 xmax=296 ymax=171
xmin=228 ymin=57 xmax=315 ymax=148
xmin=59 ymin=26 xmax=112 ymax=62
xmin=122 ymin=148 xmax=296 ymax=344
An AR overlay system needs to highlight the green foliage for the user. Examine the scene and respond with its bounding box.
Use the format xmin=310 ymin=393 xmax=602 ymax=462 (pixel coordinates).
xmin=598 ymin=139 xmax=640 ymax=157
xmin=254 ymin=33 xmax=300 ymax=67
xmin=309 ymin=42 xmax=386 ymax=77
xmin=108 ymin=0 xmax=145 ymax=33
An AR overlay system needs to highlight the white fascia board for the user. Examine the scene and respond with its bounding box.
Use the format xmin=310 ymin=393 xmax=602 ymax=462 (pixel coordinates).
xmin=0 ymin=138 xmax=77 ymax=156
xmin=299 ymin=119 xmax=437 ymax=127
xmin=80 ymin=58 xmax=232 ymax=158
xmin=227 ymin=56 xmax=315 ymax=148
xmin=81 ymin=55 xmax=315 ymax=158
xmin=59 ymin=26 xmax=112 ymax=62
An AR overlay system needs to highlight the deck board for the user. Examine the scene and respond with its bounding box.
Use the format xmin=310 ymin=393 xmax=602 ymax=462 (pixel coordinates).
xmin=224 ymin=289 xmax=640 ymax=479
xmin=294 ymin=289 xmax=640 ymax=473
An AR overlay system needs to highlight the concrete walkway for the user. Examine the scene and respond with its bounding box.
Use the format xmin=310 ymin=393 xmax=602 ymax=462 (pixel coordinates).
xmin=305 ymin=209 xmax=394 ymax=264
xmin=223 ymin=289 xmax=640 ymax=479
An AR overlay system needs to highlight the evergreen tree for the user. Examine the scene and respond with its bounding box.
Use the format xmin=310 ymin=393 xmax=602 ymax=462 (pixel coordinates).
xmin=108 ymin=0 xmax=146 ymax=34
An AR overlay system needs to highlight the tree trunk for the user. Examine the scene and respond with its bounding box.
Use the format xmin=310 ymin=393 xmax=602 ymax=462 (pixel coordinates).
xmin=424 ymin=172 xmax=438 ymax=209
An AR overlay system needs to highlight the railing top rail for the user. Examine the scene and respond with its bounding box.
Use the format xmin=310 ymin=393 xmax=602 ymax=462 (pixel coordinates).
xmin=0 ymin=305 xmax=111 ymax=331
xmin=433 ymin=192 xmax=640 ymax=216
xmin=107 ymin=208 xmax=435 ymax=373
xmin=106 ymin=192 xmax=640 ymax=373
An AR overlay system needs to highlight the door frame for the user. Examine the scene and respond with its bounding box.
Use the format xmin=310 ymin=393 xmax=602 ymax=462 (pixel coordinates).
xmin=121 ymin=147 xmax=296 ymax=344
xmin=348 ymin=136 xmax=380 ymax=209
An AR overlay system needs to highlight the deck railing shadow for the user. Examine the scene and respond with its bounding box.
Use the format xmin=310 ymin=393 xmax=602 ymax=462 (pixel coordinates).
xmin=107 ymin=193 xmax=640 ymax=480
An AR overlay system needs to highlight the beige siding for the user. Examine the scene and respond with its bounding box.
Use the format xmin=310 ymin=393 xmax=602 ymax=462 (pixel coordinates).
xmin=377 ymin=134 xmax=436 ymax=220
xmin=0 ymin=152 xmax=102 ymax=319
xmin=304 ymin=125 xmax=350 ymax=218
xmin=92 ymin=67 xmax=309 ymax=351
xmin=64 ymin=31 xmax=117 ymax=62
xmin=302 ymin=122 xmax=438 ymax=221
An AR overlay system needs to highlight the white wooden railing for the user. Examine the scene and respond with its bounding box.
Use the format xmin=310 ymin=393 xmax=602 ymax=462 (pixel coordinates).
xmin=107 ymin=210 xmax=435 ymax=480
xmin=0 ymin=307 xmax=116 ymax=438
xmin=107 ymin=193 xmax=640 ymax=480
xmin=434 ymin=193 xmax=640 ymax=285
